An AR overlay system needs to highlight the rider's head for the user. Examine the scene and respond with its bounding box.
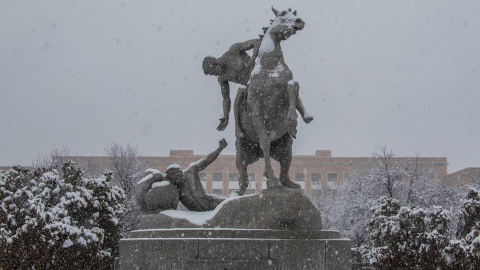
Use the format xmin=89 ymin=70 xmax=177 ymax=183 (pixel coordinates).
xmin=203 ymin=56 xmax=223 ymax=76
xmin=165 ymin=164 xmax=183 ymax=185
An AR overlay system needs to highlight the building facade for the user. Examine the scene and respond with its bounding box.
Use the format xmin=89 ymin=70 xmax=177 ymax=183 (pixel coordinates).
xmin=444 ymin=167 xmax=480 ymax=187
xmin=2 ymin=150 xmax=453 ymax=196
xmin=136 ymin=149 xmax=448 ymax=196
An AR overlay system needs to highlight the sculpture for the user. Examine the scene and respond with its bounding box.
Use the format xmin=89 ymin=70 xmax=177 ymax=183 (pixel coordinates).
xmin=136 ymin=139 xmax=228 ymax=212
xmin=203 ymin=37 xmax=312 ymax=136
xmin=136 ymin=8 xmax=312 ymax=209
xmin=233 ymin=8 xmax=310 ymax=196
xmin=121 ymin=9 xmax=353 ymax=269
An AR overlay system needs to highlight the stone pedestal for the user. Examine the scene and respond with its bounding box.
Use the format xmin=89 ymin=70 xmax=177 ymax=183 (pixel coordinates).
xmin=118 ymin=188 xmax=351 ymax=269
xmin=118 ymin=229 xmax=351 ymax=270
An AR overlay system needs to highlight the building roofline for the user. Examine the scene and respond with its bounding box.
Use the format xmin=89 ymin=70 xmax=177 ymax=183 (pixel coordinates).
xmin=446 ymin=167 xmax=480 ymax=178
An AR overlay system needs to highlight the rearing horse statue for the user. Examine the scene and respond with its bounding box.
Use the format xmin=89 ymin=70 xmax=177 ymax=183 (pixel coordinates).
xmin=233 ymin=8 xmax=310 ymax=196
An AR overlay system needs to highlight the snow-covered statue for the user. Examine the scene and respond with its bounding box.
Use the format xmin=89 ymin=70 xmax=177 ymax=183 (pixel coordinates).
xmin=202 ymin=17 xmax=312 ymax=138
xmin=135 ymin=139 xmax=228 ymax=212
xmin=232 ymin=8 xmax=312 ymax=196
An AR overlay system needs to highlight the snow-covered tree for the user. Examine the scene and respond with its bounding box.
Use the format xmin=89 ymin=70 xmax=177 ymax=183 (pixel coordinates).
xmin=105 ymin=142 xmax=149 ymax=231
xmin=341 ymin=173 xmax=376 ymax=244
xmin=404 ymin=155 xmax=463 ymax=212
xmin=360 ymin=196 xmax=451 ymax=270
xmin=312 ymin=186 xmax=345 ymax=231
xmin=471 ymin=171 xmax=480 ymax=189
xmin=311 ymin=146 xmax=466 ymax=269
xmin=369 ymin=146 xmax=407 ymax=200
xmin=444 ymin=187 xmax=480 ymax=269
xmin=0 ymin=162 xmax=125 ymax=269
xmin=457 ymin=187 xmax=480 ymax=238
xmin=316 ymin=148 xmax=447 ymax=242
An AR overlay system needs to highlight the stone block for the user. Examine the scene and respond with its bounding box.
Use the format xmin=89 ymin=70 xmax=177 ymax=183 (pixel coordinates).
xmin=130 ymin=228 xmax=234 ymax=239
xmin=325 ymin=239 xmax=351 ymax=270
xmin=142 ymin=239 xmax=198 ymax=270
xmin=198 ymin=239 xmax=269 ymax=261
xmin=186 ymin=259 xmax=278 ymax=270
xmin=118 ymin=239 xmax=142 ymax=270
xmin=231 ymin=229 xmax=339 ymax=240
xmin=269 ymin=239 xmax=325 ymax=270
xmin=118 ymin=229 xmax=351 ymax=270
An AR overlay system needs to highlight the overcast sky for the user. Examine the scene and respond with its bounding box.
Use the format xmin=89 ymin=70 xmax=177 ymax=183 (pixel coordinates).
xmin=1 ymin=0 xmax=479 ymax=173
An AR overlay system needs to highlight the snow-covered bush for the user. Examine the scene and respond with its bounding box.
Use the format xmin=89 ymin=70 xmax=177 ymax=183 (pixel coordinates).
xmin=444 ymin=187 xmax=480 ymax=269
xmin=361 ymin=196 xmax=451 ymax=269
xmin=0 ymin=162 xmax=125 ymax=269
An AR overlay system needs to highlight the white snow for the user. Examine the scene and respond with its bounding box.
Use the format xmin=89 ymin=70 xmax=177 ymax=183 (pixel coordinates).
xmin=162 ymin=194 xmax=256 ymax=225
xmin=187 ymin=158 xmax=204 ymax=169
xmin=145 ymin=168 xmax=161 ymax=175
xmin=250 ymin=11 xmax=298 ymax=80
xmin=0 ymin=166 xmax=125 ymax=262
xmin=167 ymin=164 xmax=182 ymax=171
xmin=62 ymin=239 xmax=74 ymax=248
xmin=137 ymin=169 xmax=165 ymax=184
xmin=137 ymin=174 xmax=153 ymax=185
xmin=258 ymin=33 xmax=275 ymax=55
xmin=268 ymin=62 xmax=284 ymax=77
xmin=152 ymin=181 xmax=171 ymax=188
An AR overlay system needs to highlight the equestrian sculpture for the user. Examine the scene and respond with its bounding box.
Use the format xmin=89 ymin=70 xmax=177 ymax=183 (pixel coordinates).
xmin=233 ymin=7 xmax=310 ymax=196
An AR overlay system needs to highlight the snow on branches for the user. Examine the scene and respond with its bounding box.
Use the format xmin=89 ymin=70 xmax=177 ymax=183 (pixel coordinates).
xmin=0 ymin=161 xmax=126 ymax=269
xmin=444 ymin=187 xmax=480 ymax=268
xmin=361 ymin=192 xmax=480 ymax=269
xmin=361 ymin=196 xmax=451 ymax=269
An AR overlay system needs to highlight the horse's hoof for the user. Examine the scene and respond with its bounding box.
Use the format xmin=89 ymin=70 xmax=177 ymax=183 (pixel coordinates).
xmin=303 ymin=115 xmax=313 ymax=123
xmin=281 ymin=179 xmax=301 ymax=189
xmin=266 ymin=179 xmax=282 ymax=189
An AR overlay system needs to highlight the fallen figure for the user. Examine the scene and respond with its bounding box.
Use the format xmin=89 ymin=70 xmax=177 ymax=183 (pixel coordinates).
xmin=136 ymin=139 xmax=228 ymax=212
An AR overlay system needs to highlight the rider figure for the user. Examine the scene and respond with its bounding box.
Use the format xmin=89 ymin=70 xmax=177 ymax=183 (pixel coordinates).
xmin=203 ymin=39 xmax=260 ymax=133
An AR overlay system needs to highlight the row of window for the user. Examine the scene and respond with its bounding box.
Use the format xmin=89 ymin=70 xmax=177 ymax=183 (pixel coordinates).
xmin=199 ymin=172 xmax=342 ymax=184
xmin=199 ymin=171 xmax=436 ymax=183
xmin=211 ymin=189 xmax=256 ymax=196
xmin=198 ymin=172 xmax=256 ymax=182
xmin=295 ymin=173 xmax=338 ymax=183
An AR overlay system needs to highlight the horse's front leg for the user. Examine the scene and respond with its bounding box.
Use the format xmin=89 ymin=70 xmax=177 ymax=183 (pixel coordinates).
xmin=232 ymin=138 xmax=249 ymax=196
xmin=250 ymin=101 xmax=282 ymax=188
xmin=234 ymin=86 xmax=247 ymax=139
xmin=286 ymin=80 xmax=300 ymax=139
xmin=272 ymin=134 xmax=301 ymax=189
xmin=233 ymin=138 xmax=261 ymax=196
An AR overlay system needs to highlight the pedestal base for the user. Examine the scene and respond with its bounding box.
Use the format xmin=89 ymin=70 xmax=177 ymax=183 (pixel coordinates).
xmin=118 ymin=229 xmax=351 ymax=270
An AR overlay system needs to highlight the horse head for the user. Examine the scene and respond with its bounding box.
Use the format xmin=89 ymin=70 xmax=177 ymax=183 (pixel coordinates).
xmin=267 ymin=7 xmax=305 ymax=41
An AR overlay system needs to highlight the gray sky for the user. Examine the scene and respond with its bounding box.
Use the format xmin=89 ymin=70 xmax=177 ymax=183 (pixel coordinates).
xmin=1 ymin=0 xmax=479 ymax=173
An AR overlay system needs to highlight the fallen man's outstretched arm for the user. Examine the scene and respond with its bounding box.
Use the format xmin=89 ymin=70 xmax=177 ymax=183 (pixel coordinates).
xmin=197 ymin=139 xmax=228 ymax=171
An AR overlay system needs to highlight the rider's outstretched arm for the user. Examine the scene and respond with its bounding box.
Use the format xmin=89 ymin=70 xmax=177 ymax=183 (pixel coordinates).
xmin=197 ymin=139 xmax=228 ymax=171
xmin=217 ymin=79 xmax=231 ymax=131
xmin=243 ymin=39 xmax=261 ymax=68
xmin=234 ymin=39 xmax=258 ymax=53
